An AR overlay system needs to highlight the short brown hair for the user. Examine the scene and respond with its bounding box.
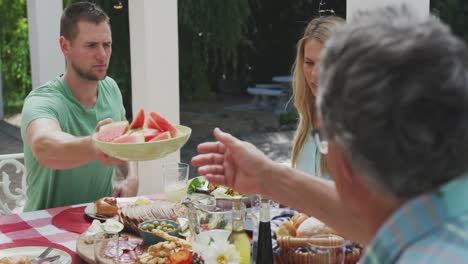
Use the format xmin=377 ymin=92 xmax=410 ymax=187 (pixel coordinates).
xmin=60 ymin=1 xmax=110 ymax=41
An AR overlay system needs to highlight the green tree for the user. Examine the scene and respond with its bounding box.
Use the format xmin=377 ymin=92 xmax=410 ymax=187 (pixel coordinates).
xmin=431 ymin=0 xmax=468 ymax=43
xmin=178 ymin=0 xmax=252 ymax=100
xmin=0 ymin=0 xmax=31 ymax=116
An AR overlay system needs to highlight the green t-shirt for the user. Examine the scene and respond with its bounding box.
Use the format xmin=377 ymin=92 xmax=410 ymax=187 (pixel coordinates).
xmin=20 ymin=76 xmax=126 ymax=211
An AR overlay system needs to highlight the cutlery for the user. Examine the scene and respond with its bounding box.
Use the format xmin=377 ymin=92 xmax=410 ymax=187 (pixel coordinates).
xmin=31 ymin=247 xmax=53 ymax=262
xmin=31 ymin=255 xmax=61 ymax=264
xmin=70 ymin=211 xmax=109 ymax=219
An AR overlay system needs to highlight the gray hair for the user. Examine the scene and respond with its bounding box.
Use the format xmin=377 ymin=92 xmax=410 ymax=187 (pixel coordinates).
xmin=317 ymin=5 xmax=468 ymax=197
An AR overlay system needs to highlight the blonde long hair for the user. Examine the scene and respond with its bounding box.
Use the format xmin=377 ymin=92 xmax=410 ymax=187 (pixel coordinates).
xmin=291 ymin=16 xmax=344 ymax=176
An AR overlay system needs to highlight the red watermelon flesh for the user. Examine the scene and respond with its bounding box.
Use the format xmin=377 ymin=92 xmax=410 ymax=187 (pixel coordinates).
xmin=149 ymin=131 xmax=171 ymax=141
xmin=96 ymin=121 xmax=129 ymax=142
xmin=142 ymin=128 xmax=161 ymax=141
xmin=129 ymin=108 xmax=145 ymax=129
xmin=131 ymin=128 xmax=160 ymax=142
xmin=149 ymin=112 xmax=177 ymax=137
xmin=112 ymin=133 xmax=145 ymax=143
xmin=146 ymin=116 xmax=162 ymax=130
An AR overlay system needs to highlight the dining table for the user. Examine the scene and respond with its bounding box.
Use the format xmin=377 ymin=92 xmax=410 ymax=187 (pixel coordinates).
xmin=0 ymin=196 xmax=328 ymax=264
xmin=0 ymin=194 xmax=164 ymax=264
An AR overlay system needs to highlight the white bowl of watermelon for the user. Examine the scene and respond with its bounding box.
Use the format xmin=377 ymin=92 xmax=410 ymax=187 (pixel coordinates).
xmin=93 ymin=110 xmax=191 ymax=161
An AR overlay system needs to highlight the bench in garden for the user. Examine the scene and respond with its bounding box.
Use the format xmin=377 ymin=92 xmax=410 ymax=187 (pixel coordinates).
xmin=247 ymin=84 xmax=287 ymax=112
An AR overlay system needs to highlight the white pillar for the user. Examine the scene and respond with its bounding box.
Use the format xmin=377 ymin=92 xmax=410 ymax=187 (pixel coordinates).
xmin=347 ymin=0 xmax=430 ymax=19
xmin=129 ymin=1 xmax=180 ymax=195
xmin=26 ymin=0 xmax=65 ymax=89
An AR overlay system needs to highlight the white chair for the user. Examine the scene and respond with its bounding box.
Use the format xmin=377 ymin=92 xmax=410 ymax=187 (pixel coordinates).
xmin=0 ymin=153 xmax=26 ymax=214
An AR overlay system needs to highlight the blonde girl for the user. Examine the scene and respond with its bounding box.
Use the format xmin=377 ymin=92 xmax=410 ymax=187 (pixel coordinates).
xmin=291 ymin=16 xmax=344 ymax=176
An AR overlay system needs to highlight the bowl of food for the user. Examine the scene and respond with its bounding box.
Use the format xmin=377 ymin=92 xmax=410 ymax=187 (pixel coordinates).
xmin=138 ymin=219 xmax=180 ymax=246
xmin=93 ymin=111 xmax=192 ymax=161
xmin=187 ymin=176 xmax=251 ymax=210
xmin=93 ymin=124 xmax=191 ymax=161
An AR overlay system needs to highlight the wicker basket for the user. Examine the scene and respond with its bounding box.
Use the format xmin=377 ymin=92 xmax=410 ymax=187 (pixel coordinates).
xmin=275 ymin=235 xmax=362 ymax=264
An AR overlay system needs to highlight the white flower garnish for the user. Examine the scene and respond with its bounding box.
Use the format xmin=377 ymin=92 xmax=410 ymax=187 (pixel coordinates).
xmin=192 ymin=230 xmax=239 ymax=264
xmin=203 ymin=240 xmax=240 ymax=264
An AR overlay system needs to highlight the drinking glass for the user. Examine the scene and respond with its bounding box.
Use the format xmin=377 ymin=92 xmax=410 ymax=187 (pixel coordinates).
xmin=163 ymin=162 xmax=189 ymax=202
xmin=111 ymin=164 xmax=126 ymax=189
xmin=305 ymin=234 xmax=346 ymax=264
xmin=94 ymin=232 xmax=119 ymax=264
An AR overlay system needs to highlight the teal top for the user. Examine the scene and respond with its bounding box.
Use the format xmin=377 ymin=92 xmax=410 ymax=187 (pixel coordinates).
xmin=295 ymin=132 xmax=321 ymax=177
xmin=21 ymin=75 xmax=126 ymax=211
xmin=361 ymin=175 xmax=468 ymax=263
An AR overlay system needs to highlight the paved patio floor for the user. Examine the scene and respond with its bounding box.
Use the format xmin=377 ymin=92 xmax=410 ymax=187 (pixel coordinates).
xmin=0 ymin=120 xmax=22 ymax=155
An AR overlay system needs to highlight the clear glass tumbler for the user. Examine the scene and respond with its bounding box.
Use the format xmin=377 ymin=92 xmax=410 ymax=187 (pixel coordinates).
xmin=163 ymin=162 xmax=189 ymax=203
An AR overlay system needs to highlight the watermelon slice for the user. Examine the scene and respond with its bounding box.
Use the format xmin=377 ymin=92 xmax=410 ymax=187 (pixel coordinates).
xmin=149 ymin=131 xmax=171 ymax=141
xmin=142 ymin=128 xmax=161 ymax=141
xmin=129 ymin=108 xmax=145 ymax=129
xmin=96 ymin=121 xmax=129 ymax=142
xmin=112 ymin=133 xmax=145 ymax=143
xmin=146 ymin=116 xmax=162 ymax=130
xmin=149 ymin=112 xmax=177 ymax=137
xmin=131 ymin=128 xmax=161 ymax=142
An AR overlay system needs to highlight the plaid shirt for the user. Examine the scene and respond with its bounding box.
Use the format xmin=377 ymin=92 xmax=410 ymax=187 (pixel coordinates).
xmin=360 ymin=176 xmax=468 ymax=264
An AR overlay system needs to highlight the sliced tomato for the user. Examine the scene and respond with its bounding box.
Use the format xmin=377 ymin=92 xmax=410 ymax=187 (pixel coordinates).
xmin=146 ymin=116 xmax=162 ymax=130
xmin=166 ymin=249 xmax=192 ymax=264
xmin=129 ymin=108 xmax=145 ymax=129
xmin=150 ymin=112 xmax=177 ymax=137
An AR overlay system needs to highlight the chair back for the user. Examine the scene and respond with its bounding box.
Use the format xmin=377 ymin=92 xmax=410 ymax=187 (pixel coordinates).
xmin=0 ymin=153 xmax=26 ymax=214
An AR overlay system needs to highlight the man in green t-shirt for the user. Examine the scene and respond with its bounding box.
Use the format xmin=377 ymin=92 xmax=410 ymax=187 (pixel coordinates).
xmin=20 ymin=2 xmax=138 ymax=211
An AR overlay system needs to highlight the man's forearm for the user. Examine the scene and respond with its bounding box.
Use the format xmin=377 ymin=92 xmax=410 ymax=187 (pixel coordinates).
xmin=32 ymin=132 xmax=96 ymax=169
xmin=263 ymin=163 xmax=371 ymax=244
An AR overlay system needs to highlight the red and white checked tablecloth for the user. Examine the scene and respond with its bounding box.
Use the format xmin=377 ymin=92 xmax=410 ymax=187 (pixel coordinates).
xmin=0 ymin=204 xmax=86 ymax=251
xmin=0 ymin=195 xmax=164 ymax=263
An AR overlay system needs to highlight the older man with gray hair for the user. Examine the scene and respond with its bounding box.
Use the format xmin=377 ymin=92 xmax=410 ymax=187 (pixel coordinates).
xmin=192 ymin=5 xmax=468 ymax=263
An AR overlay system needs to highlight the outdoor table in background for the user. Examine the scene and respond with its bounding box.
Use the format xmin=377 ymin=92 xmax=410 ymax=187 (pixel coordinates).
xmin=272 ymin=75 xmax=293 ymax=113
xmin=272 ymin=75 xmax=293 ymax=85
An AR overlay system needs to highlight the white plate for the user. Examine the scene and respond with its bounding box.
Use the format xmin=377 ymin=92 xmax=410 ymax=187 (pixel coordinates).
xmin=84 ymin=197 xmax=150 ymax=220
xmin=0 ymin=246 xmax=72 ymax=264
xmin=84 ymin=203 xmax=114 ymax=221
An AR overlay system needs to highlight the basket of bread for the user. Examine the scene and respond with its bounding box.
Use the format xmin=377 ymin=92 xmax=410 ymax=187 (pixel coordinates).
xmin=273 ymin=213 xmax=363 ymax=264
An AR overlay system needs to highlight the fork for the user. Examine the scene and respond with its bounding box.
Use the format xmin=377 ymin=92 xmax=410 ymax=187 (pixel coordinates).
xmin=31 ymin=247 xmax=53 ymax=262
xmin=31 ymin=255 xmax=61 ymax=264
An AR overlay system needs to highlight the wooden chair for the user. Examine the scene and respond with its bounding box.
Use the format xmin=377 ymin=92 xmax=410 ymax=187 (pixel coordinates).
xmin=0 ymin=153 xmax=26 ymax=214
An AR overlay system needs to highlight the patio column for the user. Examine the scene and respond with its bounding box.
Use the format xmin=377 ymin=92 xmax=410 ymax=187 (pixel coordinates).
xmin=129 ymin=1 xmax=180 ymax=195
xmin=26 ymin=0 xmax=65 ymax=89
xmin=347 ymin=0 xmax=429 ymax=19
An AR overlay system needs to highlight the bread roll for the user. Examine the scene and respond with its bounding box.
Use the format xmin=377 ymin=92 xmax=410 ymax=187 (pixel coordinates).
xmin=95 ymin=197 xmax=119 ymax=216
xmin=291 ymin=213 xmax=308 ymax=228
xmin=296 ymin=217 xmax=337 ymax=237
xmin=275 ymin=220 xmax=296 ymax=237
xmin=0 ymin=256 xmax=31 ymax=264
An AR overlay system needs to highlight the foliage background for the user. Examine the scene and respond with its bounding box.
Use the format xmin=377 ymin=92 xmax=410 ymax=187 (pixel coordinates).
xmin=0 ymin=0 xmax=31 ymax=116
xmin=0 ymin=0 xmax=467 ymax=117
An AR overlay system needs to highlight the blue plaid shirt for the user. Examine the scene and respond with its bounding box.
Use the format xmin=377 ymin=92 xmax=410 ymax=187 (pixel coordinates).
xmin=360 ymin=176 xmax=468 ymax=264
